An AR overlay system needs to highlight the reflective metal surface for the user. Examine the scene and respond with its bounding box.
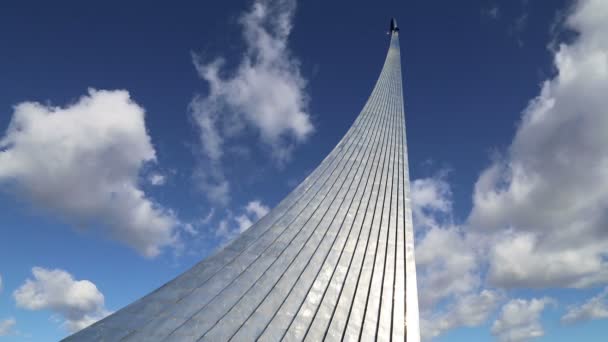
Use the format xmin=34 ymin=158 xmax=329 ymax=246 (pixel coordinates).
xmin=64 ymin=31 xmax=420 ymax=342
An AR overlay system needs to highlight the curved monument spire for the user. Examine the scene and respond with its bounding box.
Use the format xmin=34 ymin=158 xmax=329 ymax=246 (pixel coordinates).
xmin=65 ymin=19 xmax=420 ymax=342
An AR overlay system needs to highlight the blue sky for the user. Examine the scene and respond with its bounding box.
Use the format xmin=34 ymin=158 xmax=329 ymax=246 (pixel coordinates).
xmin=1 ymin=0 xmax=608 ymax=341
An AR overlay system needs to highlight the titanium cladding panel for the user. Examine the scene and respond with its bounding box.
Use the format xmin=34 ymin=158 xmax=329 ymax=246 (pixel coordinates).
xmin=65 ymin=31 xmax=421 ymax=342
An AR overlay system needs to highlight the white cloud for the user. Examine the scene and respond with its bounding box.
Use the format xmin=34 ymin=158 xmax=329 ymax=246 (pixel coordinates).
xmin=234 ymin=214 xmax=254 ymax=234
xmin=0 ymin=89 xmax=179 ymax=257
xmin=191 ymin=0 xmax=313 ymax=203
xmin=0 ymin=318 xmax=16 ymax=336
xmin=235 ymin=200 xmax=270 ymax=233
xmin=195 ymin=168 xmax=231 ymax=205
xmin=421 ymin=290 xmax=502 ymax=341
xmin=412 ymin=177 xmax=500 ymax=340
xmin=215 ymin=218 xmax=231 ymax=239
xmin=216 ymin=200 xmax=270 ymax=242
xmin=411 ymin=178 xmax=451 ymax=212
xmin=416 ymin=226 xmax=480 ymax=308
xmin=148 ymin=172 xmax=166 ymax=186
xmin=420 ymin=0 xmax=608 ymax=337
xmin=561 ymin=287 xmax=608 ymax=324
xmin=14 ymin=267 xmax=111 ymax=333
xmin=245 ymin=200 xmax=270 ymax=219
xmin=469 ymin=0 xmax=608 ymax=288
xmin=201 ymin=208 xmax=215 ymax=225
xmin=410 ymin=177 xmax=452 ymax=231
xmin=0 ymin=274 xmax=3 ymax=293
xmin=413 ymin=0 xmax=608 ymax=339
xmin=182 ymin=223 xmax=198 ymax=236
xmin=412 ymin=177 xmax=481 ymax=307
xmin=488 ymin=230 xmax=608 ymax=288
xmin=492 ymin=297 xmax=554 ymax=342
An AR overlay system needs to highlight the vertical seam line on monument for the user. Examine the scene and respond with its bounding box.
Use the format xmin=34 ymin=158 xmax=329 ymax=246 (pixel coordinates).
xmin=378 ymin=33 xmax=400 ymax=341
xmin=398 ymin=38 xmax=409 ymax=338
xmin=391 ymin=33 xmax=404 ymax=339
xmin=400 ymin=35 xmax=407 ymax=338
xmin=226 ymin=50 xmax=396 ymax=342
xmin=116 ymin=85 xmax=375 ymax=340
xmin=338 ymin=41 xmax=396 ymax=341
xmin=149 ymin=80 xmax=381 ymax=341
xmin=395 ymin=37 xmax=404 ymax=337
xmin=283 ymin=51 xmax=395 ymax=341
xmin=375 ymin=49 xmax=397 ymax=340
xmin=177 ymin=57 xmax=389 ymax=341
xmin=356 ymin=35 xmax=399 ymax=341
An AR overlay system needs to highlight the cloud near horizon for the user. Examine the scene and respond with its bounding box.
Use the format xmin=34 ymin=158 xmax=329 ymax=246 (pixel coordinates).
xmin=13 ymin=267 xmax=111 ymax=333
xmin=416 ymin=1 xmax=608 ymax=339
xmin=561 ymin=287 xmax=608 ymax=324
xmin=491 ymin=297 xmax=554 ymax=342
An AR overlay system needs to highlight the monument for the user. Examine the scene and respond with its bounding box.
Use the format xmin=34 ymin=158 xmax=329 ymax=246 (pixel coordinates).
xmin=65 ymin=18 xmax=420 ymax=342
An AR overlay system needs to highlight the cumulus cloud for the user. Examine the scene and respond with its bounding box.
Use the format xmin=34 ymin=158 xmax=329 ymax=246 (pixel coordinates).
xmin=0 ymin=273 xmax=3 ymax=293
xmin=416 ymin=226 xmax=480 ymax=308
xmin=191 ymin=0 xmax=313 ymax=204
xmin=0 ymin=318 xmax=16 ymax=336
xmin=469 ymin=0 xmax=608 ymax=289
xmin=492 ymin=298 xmax=554 ymax=342
xmin=0 ymin=89 xmax=179 ymax=257
xmin=412 ymin=177 xmax=500 ymax=340
xmin=421 ymin=290 xmax=502 ymax=340
xmin=488 ymin=230 xmax=608 ymax=288
xmin=419 ymin=0 xmax=608 ymax=338
xmin=561 ymin=287 xmax=608 ymax=324
xmin=14 ymin=267 xmax=111 ymax=333
xmin=408 ymin=0 xmax=608 ymax=339
xmin=410 ymin=177 xmax=452 ymax=231
xmin=412 ymin=177 xmax=480 ymax=306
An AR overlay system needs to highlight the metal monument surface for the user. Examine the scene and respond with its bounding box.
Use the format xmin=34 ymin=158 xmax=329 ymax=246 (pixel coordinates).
xmin=65 ymin=19 xmax=420 ymax=342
